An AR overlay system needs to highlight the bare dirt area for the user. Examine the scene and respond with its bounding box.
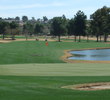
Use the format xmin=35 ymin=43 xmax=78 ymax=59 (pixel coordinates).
xmin=61 ymin=47 xmax=110 ymax=63
xmin=14 ymin=38 xmax=55 ymax=42
xmin=62 ymin=82 xmax=110 ymax=91
xmin=0 ymin=39 xmax=12 ymax=43
xmin=0 ymin=38 xmax=56 ymax=43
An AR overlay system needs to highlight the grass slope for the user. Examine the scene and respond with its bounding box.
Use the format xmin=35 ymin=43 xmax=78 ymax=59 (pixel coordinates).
xmin=0 ymin=41 xmax=110 ymax=64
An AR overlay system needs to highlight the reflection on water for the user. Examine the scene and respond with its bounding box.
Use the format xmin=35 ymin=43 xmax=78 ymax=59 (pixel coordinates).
xmin=69 ymin=49 xmax=110 ymax=61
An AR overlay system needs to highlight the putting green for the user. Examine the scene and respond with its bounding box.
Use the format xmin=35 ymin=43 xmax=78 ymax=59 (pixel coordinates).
xmin=0 ymin=63 xmax=110 ymax=76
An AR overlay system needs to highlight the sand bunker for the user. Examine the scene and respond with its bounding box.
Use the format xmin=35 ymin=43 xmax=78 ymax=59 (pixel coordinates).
xmin=62 ymin=82 xmax=110 ymax=91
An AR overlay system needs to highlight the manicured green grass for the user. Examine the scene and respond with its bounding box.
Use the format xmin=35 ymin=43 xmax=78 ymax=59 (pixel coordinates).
xmin=0 ymin=41 xmax=110 ymax=100
xmin=0 ymin=75 xmax=110 ymax=100
xmin=0 ymin=41 xmax=110 ymax=64
xmin=0 ymin=63 xmax=110 ymax=100
xmin=0 ymin=63 xmax=110 ymax=76
xmin=15 ymin=35 xmax=36 ymax=39
xmin=15 ymin=35 xmax=31 ymax=39
xmin=61 ymin=38 xmax=95 ymax=42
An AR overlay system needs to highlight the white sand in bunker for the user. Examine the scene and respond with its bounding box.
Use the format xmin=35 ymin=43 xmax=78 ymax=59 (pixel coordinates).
xmin=61 ymin=82 xmax=110 ymax=91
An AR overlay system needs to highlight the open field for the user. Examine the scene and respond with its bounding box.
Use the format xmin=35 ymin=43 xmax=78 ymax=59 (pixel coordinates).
xmin=0 ymin=40 xmax=110 ymax=100
xmin=0 ymin=62 xmax=110 ymax=100
xmin=1 ymin=75 xmax=110 ymax=100
xmin=0 ymin=63 xmax=110 ymax=100
xmin=0 ymin=41 xmax=110 ymax=64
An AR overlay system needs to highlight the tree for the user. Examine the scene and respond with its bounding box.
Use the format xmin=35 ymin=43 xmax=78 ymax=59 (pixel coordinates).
xmin=0 ymin=21 xmax=9 ymax=40
xmin=0 ymin=17 xmax=3 ymax=21
xmin=90 ymin=6 xmax=110 ymax=42
xmin=86 ymin=20 xmax=92 ymax=42
xmin=22 ymin=16 xmax=28 ymax=22
xmin=22 ymin=22 xmax=34 ymax=40
xmin=101 ymin=6 xmax=110 ymax=42
xmin=15 ymin=16 xmax=20 ymax=21
xmin=10 ymin=21 xmax=18 ymax=40
xmin=31 ymin=17 xmax=36 ymax=22
xmin=67 ymin=19 xmax=76 ymax=41
xmin=91 ymin=8 xmax=103 ymax=42
xmin=26 ymin=22 xmax=34 ymax=35
xmin=22 ymin=24 xmax=27 ymax=40
xmin=43 ymin=16 xmax=48 ymax=23
xmin=74 ymin=10 xmax=87 ymax=42
xmin=42 ymin=23 xmax=50 ymax=35
xmin=34 ymin=23 xmax=44 ymax=36
xmin=51 ymin=17 xmax=67 ymax=42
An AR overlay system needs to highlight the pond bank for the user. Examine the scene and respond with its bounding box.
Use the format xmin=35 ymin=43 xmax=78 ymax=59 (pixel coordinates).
xmin=61 ymin=47 xmax=110 ymax=63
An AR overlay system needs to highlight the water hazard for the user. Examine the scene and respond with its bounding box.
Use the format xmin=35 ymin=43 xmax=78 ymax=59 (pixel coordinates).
xmin=69 ymin=49 xmax=110 ymax=61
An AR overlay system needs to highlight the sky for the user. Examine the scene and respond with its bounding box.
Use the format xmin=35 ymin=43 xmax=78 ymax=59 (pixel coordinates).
xmin=0 ymin=0 xmax=110 ymax=19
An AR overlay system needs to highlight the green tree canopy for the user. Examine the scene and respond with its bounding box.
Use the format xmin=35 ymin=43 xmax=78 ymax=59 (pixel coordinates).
xmin=43 ymin=16 xmax=48 ymax=23
xmin=67 ymin=19 xmax=75 ymax=37
xmin=15 ymin=16 xmax=20 ymax=21
xmin=0 ymin=21 xmax=9 ymax=39
xmin=34 ymin=23 xmax=44 ymax=35
xmin=51 ymin=17 xmax=67 ymax=42
xmin=10 ymin=21 xmax=18 ymax=40
xmin=90 ymin=6 xmax=110 ymax=42
xmin=74 ymin=10 xmax=87 ymax=42
xmin=22 ymin=16 xmax=28 ymax=22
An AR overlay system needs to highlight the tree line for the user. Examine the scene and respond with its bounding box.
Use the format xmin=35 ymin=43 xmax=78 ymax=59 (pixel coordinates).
xmin=0 ymin=6 xmax=110 ymax=42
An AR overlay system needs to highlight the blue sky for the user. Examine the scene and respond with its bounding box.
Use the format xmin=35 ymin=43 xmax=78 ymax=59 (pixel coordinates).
xmin=0 ymin=0 xmax=110 ymax=19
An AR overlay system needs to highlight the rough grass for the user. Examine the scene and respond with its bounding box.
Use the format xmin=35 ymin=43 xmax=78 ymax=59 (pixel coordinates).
xmin=0 ymin=41 xmax=110 ymax=64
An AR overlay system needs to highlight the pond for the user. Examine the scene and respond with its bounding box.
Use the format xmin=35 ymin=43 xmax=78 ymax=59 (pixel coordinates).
xmin=68 ymin=49 xmax=110 ymax=61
